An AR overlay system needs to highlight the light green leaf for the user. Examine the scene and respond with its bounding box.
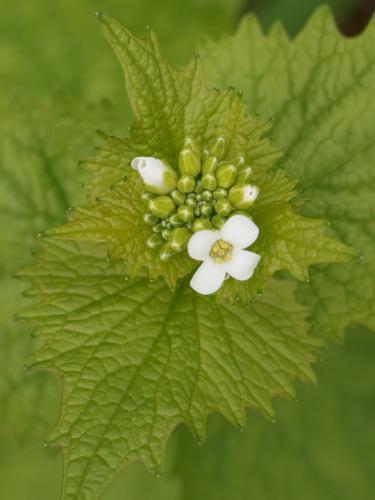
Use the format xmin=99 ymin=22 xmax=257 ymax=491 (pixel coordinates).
xmin=199 ymin=7 xmax=375 ymax=339
xmin=48 ymin=14 xmax=348 ymax=292
xmin=18 ymin=237 xmax=321 ymax=500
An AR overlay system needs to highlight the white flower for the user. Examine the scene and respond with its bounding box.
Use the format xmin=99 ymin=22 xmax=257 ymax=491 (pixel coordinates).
xmin=188 ymin=214 xmax=260 ymax=295
xmin=131 ymin=156 xmax=177 ymax=194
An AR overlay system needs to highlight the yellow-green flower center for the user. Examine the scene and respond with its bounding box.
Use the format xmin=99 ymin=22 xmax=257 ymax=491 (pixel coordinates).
xmin=209 ymin=239 xmax=233 ymax=264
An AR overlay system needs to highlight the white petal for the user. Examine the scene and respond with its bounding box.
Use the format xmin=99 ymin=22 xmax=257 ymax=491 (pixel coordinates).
xmin=221 ymin=214 xmax=259 ymax=249
xmin=187 ymin=230 xmax=220 ymax=261
xmin=131 ymin=157 xmax=145 ymax=170
xmin=222 ymin=249 xmax=260 ymax=281
xmin=190 ymin=260 xmax=226 ymax=295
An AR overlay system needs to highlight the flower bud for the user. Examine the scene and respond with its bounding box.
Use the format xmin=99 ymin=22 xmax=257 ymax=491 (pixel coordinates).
xmin=195 ymin=180 xmax=204 ymax=193
xmin=192 ymin=218 xmax=212 ymax=232
xmin=143 ymin=212 xmax=159 ymax=225
xmin=185 ymin=198 xmax=197 ymax=209
xmin=162 ymin=228 xmax=174 ymax=241
xmin=213 ymin=188 xmax=228 ymax=200
xmin=228 ymin=184 xmax=259 ymax=209
xmin=153 ymin=222 xmax=164 ymax=233
xmin=178 ymin=149 xmax=201 ymax=177
xmin=232 ymin=156 xmax=245 ymax=168
xmin=170 ymin=189 xmax=186 ymax=206
xmin=169 ymin=227 xmax=191 ymax=252
xmin=216 ymin=163 xmax=237 ymax=188
xmin=131 ymin=156 xmax=177 ymax=194
xmin=236 ymin=166 xmax=253 ymax=183
xmin=183 ymin=137 xmax=200 ymax=155
xmin=169 ymin=212 xmax=184 ymax=227
xmin=208 ymin=136 xmax=226 ymax=160
xmin=148 ymin=195 xmax=175 ymax=218
xmin=141 ymin=191 xmax=156 ymax=205
xmin=214 ymin=198 xmax=233 ymax=216
xmin=202 ymin=190 xmax=213 ymax=202
xmin=211 ymin=214 xmax=225 ymax=229
xmin=200 ymin=202 xmax=213 ymax=217
xmin=178 ymin=204 xmax=194 ymax=222
xmin=177 ymin=175 xmax=195 ymax=193
xmin=201 ymin=156 xmax=218 ymax=175
xmin=147 ymin=233 xmax=164 ymax=249
xmin=201 ymin=173 xmax=217 ymax=191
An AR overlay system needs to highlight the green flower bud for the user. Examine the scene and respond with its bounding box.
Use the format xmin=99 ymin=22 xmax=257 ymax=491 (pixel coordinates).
xmin=185 ymin=198 xmax=197 ymax=209
xmin=178 ymin=204 xmax=194 ymax=222
xmin=162 ymin=228 xmax=174 ymax=240
xmin=178 ymin=149 xmax=201 ymax=177
xmin=201 ymin=149 xmax=210 ymax=162
xmin=149 ymin=195 xmax=175 ymax=218
xmin=202 ymin=190 xmax=213 ymax=202
xmin=169 ymin=212 xmax=184 ymax=227
xmin=141 ymin=191 xmax=156 ymax=205
xmin=214 ymin=198 xmax=233 ymax=216
xmin=194 ymin=206 xmax=201 ymax=217
xmin=200 ymin=202 xmax=213 ymax=217
xmin=169 ymin=227 xmax=191 ymax=252
xmin=208 ymin=136 xmax=226 ymax=160
xmin=131 ymin=157 xmax=177 ymax=194
xmin=201 ymin=173 xmax=217 ymax=191
xmin=213 ymin=187 xmax=228 ymax=200
xmin=177 ymin=175 xmax=195 ymax=193
xmin=201 ymin=156 xmax=218 ymax=175
xmin=143 ymin=212 xmax=160 ymax=225
xmin=159 ymin=243 xmax=174 ymax=261
xmin=228 ymin=183 xmax=259 ymax=209
xmin=211 ymin=214 xmax=225 ymax=228
xmin=195 ymin=180 xmax=204 ymax=193
xmin=192 ymin=218 xmax=212 ymax=232
xmin=216 ymin=163 xmax=237 ymax=188
xmin=153 ymin=222 xmax=164 ymax=233
xmin=236 ymin=165 xmax=253 ymax=183
xmin=232 ymin=156 xmax=245 ymax=168
xmin=183 ymin=137 xmax=200 ymax=155
xmin=170 ymin=189 xmax=186 ymax=206
xmin=147 ymin=233 xmax=164 ymax=249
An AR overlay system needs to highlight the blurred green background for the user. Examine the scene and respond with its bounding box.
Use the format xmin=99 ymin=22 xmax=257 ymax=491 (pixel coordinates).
xmin=0 ymin=1 xmax=374 ymax=499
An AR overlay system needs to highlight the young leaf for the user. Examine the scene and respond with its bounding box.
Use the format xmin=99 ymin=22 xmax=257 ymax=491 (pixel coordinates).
xmin=18 ymin=237 xmax=321 ymax=500
xmin=199 ymin=7 xmax=375 ymax=339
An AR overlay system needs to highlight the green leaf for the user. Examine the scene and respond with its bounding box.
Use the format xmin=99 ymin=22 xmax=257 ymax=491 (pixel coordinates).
xmin=170 ymin=326 xmax=375 ymax=500
xmin=199 ymin=7 xmax=375 ymax=339
xmin=47 ymin=14 xmax=348 ymax=293
xmin=18 ymin=237 xmax=321 ymax=500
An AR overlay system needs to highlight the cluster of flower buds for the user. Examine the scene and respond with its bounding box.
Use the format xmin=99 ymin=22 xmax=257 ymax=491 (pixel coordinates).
xmin=131 ymin=136 xmax=260 ymax=261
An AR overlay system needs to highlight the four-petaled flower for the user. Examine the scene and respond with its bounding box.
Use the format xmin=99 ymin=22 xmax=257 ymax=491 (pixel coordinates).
xmin=188 ymin=214 xmax=261 ymax=295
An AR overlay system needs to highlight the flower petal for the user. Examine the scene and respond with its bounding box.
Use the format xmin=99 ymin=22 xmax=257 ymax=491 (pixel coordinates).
xmin=221 ymin=214 xmax=259 ymax=249
xmin=187 ymin=230 xmax=220 ymax=261
xmin=190 ymin=259 xmax=226 ymax=295
xmin=222 ymin=249 xmax=260 ymax=280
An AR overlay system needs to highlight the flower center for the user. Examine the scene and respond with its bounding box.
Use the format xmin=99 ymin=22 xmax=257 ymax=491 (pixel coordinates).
xmin=209 ymin=239 xmax=233 ymax=264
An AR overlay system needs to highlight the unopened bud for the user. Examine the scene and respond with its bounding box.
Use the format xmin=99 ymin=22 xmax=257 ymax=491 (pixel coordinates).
xmin=185 ymin=198 xmax=197 ymax=209
xmin=216 ymin=163 xmax=237 ymax=188
xmin=178 ymin=149 xmax=201 ymax=177
xmin=169 ymin=227 xmax=191 ymax=252
xmin=208 ymin=136 xmax=226 ymax=160
xmin=192 ymin=218 xmax=212 ymax=232
xmin=183 ymin=137 xmax=200 ymax=155
xmin=200 ymin=202 xmax=213 ymax=217
xmin=236 ymin=165 xmax=253 ymax=183
xmin=213 ymin=187 xmax=228 ymax=200
xmin=202 ymin=190 xmax=213 ymax=202
xmin=178 ymin=204 xmax=194 ymax=222
xmin=201 ymin=156 xmax=218 ymax=175
xmin=211 ymin=214 xmax=225 ymax=228
xmin=169 ymin=212 xmax=184 ymax=227
xmin=228 ymin=184 xmax=259 ymax=209
xmin=195 ymin=180 xmax=204 ymax=193
xmin=141 ymin=191 xmax=156 ymax=205
xmin=170 ymin=189 xmax=186 ymax=206
xmin=153 ymin=222 xmax=164 ymax=233
xmin=177 ymin=175 xmax=195 ymax=193
xmin=147 ymin=233 xmax=164 ymax=249
xmin=131 ymin=156 xmax=177 ymax=194
xmin=143 ymin=212 xmax=160 ymax=225
xmin=162 ymin=228 xmax=174 ymax=240
xmin=159 ymin=243 xmax=174 ymax=261
xmin=214 ymin=198 xmax=233 ymax=216
xmin=232 ymin=156 xmax=245 ymax=168
xmin=201 ymin=173 xmax=217 ymax=191
xmin=149 ymin=196 xmax=175 ymax=218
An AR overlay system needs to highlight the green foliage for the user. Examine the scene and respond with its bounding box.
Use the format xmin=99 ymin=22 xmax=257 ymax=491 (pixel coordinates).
xmin=199 ymin=7 xmax=375 ymax=340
